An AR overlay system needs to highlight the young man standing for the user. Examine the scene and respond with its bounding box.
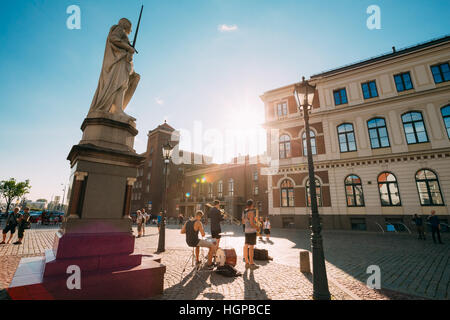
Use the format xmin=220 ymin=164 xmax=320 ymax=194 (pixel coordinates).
xmin=1 ymin=207 xmax=19 ymax=244
xmin=242 ymin=199 xmax=259 ymax=270
xmin=208 ymin=200 xmax=224 ymax=247
xmin=428 ymin=210 xmax=444 ymax=244
xmin=14 ymin=207 xmax=30 ymax=245
xmin=181 ymin=210 xmax=216 ymax=269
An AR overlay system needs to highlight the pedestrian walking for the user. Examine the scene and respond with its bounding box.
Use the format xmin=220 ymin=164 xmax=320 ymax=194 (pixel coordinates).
xmin=412 ymin=214 xmax=425 ymax=240
xmin=428 ymin=210 xmax=444 ymax=244
xmin=264 ymin=217 xmax=271 ymax=241
xmin=14 ymin=207 xmax=31 ymax=245
xmin=141 ymin=208 xmax=149 ymax=235
xmin=1 ymin=207 xmax=19 ymax=244
xmin=157 ymin=211 xmax=163 ymax=232
xmin=136 ymin=210 xmax=144 ymax=238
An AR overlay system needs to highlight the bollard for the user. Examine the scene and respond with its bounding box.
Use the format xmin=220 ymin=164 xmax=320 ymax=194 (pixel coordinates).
xmin=299 ymin=250 xmax=311 ymax=273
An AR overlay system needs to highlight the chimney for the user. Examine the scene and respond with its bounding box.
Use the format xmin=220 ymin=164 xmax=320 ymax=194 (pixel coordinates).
xmin=392 ymin=46 xmax=396 ymax=53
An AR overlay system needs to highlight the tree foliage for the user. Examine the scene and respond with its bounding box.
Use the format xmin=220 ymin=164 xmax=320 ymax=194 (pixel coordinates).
xmin=0 ymin=178 xmax=31 ymax=213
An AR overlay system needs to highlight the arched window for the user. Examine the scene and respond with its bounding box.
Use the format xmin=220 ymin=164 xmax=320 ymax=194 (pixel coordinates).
xmin=306 ymin=179 xmax=322 ymax=207
xmin=367 ymin=118 xmax=390 ymax=149
xmin=378 ymin=172 xmax=401 ymax=206
xmin=228 ymin=178 xmax=234 ymax=196
xmin=280 ymin=180 xmax=294 ymax=207
xmin=415 ymin=169 xmax=444 ymax=206
xmin=402 ymin=111 xmax=429 ymax=144
xmin=441 ymin=105 xmax=450 ymax=139
xmin=279 ymin=135 xmax=291 ymax=159
xmin=302 ymin=131 xmax=317 ymax=155
xmin=217 ymin=180 xmax=223 ymax=198
xmin=345 ymin=175 xmax=365 ymax=207
xmin=337 ymin=123 xmax=357 ymax=152
xmin=208 ymin=183 xmax=214 ymax=199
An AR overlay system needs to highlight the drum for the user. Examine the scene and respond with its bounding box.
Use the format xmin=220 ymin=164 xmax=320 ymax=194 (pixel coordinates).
xmin=216 ymin=248 xmax=237 ymax=267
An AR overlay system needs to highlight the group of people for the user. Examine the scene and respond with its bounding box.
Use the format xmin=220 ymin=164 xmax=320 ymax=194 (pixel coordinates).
xmin=412 ymin=210 xmax=445 ymax=244
xmin=1 ymin=207 xmax=31 ymax=245
xmin=180 ymin=199 xmax=271 ymax=271
xmin=135 ymin=208 xmax=164 ymax=238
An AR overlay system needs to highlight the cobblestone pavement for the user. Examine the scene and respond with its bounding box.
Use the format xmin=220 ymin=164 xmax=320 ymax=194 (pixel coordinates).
xmin=0 ymin=223 xmax=448 ymax=300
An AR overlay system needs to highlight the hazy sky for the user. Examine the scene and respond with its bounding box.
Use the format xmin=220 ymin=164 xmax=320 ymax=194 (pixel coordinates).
xmin=0 ymin=0 xmax=449 ymax=201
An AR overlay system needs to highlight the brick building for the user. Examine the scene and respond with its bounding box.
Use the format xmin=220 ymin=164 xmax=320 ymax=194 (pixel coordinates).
xmin=131 ymin=122 xmax=269 ymax=221
xmin=261 ymin=36 xmax=450 ymax=230
xmin=130 ymin=122 xmax=210 ymax=215
xmin=174 ymin=155 xmax=269 ymax=221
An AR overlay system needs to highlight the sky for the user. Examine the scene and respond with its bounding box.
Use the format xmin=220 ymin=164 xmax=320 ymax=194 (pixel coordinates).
xmin=0 ymin=0 xmax=449 ymax=202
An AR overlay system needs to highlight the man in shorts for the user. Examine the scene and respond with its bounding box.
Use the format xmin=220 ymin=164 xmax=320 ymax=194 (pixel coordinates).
xmin=208 ymin=200 xmax=224 ymax=247
xmin=242 ymin=199 xmax=259 ymax=270
xmin=181 ymin=210 xmax=217 ymax=269
xmin=1 ymin=207 xmax=20 ymax=244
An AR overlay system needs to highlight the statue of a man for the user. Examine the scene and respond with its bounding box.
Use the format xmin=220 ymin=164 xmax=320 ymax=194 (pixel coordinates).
xmin=88 ymin=18 xmax=140 ymax=120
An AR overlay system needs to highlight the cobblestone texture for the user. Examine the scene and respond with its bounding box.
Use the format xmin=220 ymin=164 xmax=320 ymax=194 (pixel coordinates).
xmin=0 ymin=223 xmax=448 ymax=300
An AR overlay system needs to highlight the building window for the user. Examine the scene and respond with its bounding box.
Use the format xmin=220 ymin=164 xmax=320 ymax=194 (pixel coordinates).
xmin=217 ymin=180 xmax=223 ymax=198
xmin=394 ymin=72 xmax=413 ymax=92
xmin=402 ymin=111 xmax=429 ymax=144
xmin=337 ymin=123 xmax=357 ymax=152
xmin=350 ymin=218 xmax=367 ymax=231
xmin=306 ymin=179 xmax=322 ymax=207
xmin=279 ymin=135 xmax=291 ymax=159
xmin=333 ymin=88 xmax=348 ymax=105
xmin=150 ymin=146 xmax=154 ymax=154
xmin=361 ymin=81 xmax=378 ymax=99
xmin=302 ymin=131 xmax=317 ymax=155
xmin=415 ymin=169 xmax=444 ymax=206
xmin=378 ymin=172 xmax=401 ymax=206
xmin=277 ymin=102 xmax=288 ymax=118
xmin=345 ymin=175 xmax=365 ymax=207
xmin=228 ymin=179 xmax=234 ymax=197
xmin=208 ymin=183 xmax=213 ymax=199
xmin=147 ymin=172 xmax=151 ymax=181
xmin=253 ymin=185 xmax=259 ymax=196
xmin=367 ymin=118 xmax=390 ymax=149
xmin=441 ymin=105 xmax=450 ymax=138
xmin=431 ymin=63 xmax=450 ymax=84
xmin=146 ymin=185 xmax=149 ymax=193
xmin=148 ymin=159 xmax=152 ymax=167
xmin=253 ymin=171 xmax=258 ymax=181
xmin=280 ymin=180 xmax=294 ymax=207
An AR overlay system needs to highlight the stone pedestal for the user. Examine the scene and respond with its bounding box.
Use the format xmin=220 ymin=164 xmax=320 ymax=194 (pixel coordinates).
xmin=8 ymin=113 xmax=166 ymax=300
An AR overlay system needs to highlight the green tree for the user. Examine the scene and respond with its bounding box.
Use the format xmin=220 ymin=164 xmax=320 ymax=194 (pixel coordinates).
xmin=0 ymin=178 xmax=31 ymax=214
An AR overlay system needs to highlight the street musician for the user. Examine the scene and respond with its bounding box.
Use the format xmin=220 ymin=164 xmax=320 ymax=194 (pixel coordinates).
xmin=208 ymin=200 xmax=224 ymax=247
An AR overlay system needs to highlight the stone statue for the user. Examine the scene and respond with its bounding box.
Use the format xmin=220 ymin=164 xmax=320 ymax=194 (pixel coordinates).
xmin=88 ymin=18 xmax=140 ymax=121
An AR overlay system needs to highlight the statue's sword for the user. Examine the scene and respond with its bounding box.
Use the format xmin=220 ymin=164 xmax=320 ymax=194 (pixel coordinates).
xmin=132 ymin=5 xmax=144 ymax=54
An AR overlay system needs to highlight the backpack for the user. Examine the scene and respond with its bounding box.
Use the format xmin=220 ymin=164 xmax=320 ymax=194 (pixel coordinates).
xmin=215 ymin=264 xmax=242 ymax=277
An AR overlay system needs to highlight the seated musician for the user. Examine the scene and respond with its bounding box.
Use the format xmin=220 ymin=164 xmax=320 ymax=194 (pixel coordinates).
xmin=181 ymin=210 xmax=216 ymax=269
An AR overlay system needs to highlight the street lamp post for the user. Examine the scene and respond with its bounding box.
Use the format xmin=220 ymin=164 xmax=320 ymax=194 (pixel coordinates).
xmin=294 ymin=77 xmax=331 ymax=300
xmin=157 ymin=141 xmax=174 ymax=253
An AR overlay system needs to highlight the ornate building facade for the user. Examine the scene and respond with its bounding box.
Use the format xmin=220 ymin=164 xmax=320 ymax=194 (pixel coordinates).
xmin=261 ymin=36 xmax=450 ymax=230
